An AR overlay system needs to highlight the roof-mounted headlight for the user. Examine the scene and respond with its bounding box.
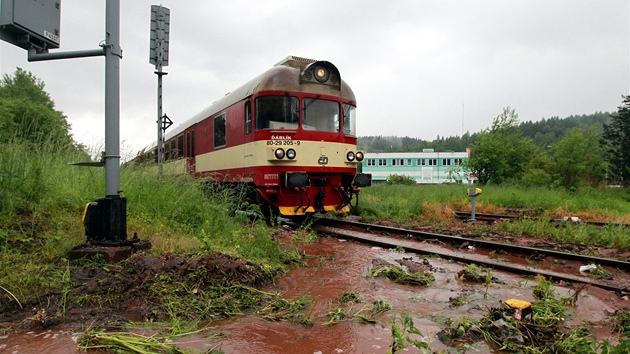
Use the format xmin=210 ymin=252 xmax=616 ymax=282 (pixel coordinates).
xmin=314 ymin=65 xmax=329 ymax=83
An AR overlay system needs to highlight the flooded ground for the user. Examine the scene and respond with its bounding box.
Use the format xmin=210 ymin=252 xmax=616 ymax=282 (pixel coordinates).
xmin=1 ymin=234 xmax=628 ymax=353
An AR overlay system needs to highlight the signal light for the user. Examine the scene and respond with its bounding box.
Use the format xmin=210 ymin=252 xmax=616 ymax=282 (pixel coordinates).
xmin=274 ymin=148 xmax=285 ymax=159
xmin=286 ymin=148 xmax=296 ymax=159
xmin=346 ymin=151 xmax=355 ymax=161
xmin=356 ymin=151 xmax=364 ymax=161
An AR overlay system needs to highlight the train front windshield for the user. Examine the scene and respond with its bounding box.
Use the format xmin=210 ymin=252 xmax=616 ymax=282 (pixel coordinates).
xmin=256 ymin=96 xmax=356 ymax=135
xmin=302 ymin=98 xmax=339 ymax=132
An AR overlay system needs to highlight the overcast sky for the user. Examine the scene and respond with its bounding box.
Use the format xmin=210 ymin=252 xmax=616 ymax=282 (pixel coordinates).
xmin=1 ymin=1 xmax=628 ymax=159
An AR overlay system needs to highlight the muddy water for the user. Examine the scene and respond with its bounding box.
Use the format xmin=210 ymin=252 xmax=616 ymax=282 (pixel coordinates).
xmin=0 ymin=236 xmax=622 ymax=353
xmin=0 ymin=329 xmax=81 ymax=353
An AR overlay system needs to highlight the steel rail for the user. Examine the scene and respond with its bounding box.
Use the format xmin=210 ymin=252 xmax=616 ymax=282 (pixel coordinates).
xmin=312 ymin=223 xmax=630 ymax=293
xmin=454 ymin=211 xmax=630 ymax=228
xmin=315 ymin=217 xmax=630 ymax=271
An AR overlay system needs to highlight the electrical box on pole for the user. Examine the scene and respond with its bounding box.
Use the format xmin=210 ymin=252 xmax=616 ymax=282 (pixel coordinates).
xmin=0 ymin=0 xmax=61 ymax=51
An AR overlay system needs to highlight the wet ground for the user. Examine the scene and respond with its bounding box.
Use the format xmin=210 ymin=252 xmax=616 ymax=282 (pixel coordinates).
xmin=2 ymin=232 xmax=629 ymax=353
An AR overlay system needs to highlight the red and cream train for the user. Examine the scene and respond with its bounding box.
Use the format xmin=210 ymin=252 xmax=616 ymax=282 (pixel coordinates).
xmin=135 ymin=56 xmax=371 ymax=216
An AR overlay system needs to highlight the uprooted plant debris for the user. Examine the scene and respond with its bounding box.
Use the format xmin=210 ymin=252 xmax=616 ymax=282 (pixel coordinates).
xmin=437 ymin=276 xmax=625 ymax=353
xmin=0 ymin=253 xmax=279 ymax=334
xmin=456 ymin=263 xmax=500 ymax=283
xmin=369 ymin=258 xmax=435 ymax=286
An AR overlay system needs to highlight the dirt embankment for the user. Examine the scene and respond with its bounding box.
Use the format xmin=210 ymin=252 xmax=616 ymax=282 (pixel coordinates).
xmin=0 ymin=253 xmax=272 ymax=334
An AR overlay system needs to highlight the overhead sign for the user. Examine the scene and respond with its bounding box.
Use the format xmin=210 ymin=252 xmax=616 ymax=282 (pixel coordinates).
xmin=0 ymin=0 xmax=61 ymax=51
xmin=149 ymin=5 xmax=169 ymax=66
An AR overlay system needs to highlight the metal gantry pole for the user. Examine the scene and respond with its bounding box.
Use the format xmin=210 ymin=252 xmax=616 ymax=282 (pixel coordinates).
xmin=18 ymin=0 xmax=134 ymax=245
xmin=104 ymin=0 xmax=122 ymax=196
xmin=157 ymin=65 xmax=165 ymax=175
xmin=151 ymin=5 xmax=170 ymax=175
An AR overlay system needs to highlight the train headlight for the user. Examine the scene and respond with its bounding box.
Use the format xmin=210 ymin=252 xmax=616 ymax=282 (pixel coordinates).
xmin=346 ymin=151 xmax=356 ymax=161
xmin=356 ymin=151 xmax=364 ymax=162
xmin=314 ymin=64 xmax=330 ymax=83
xmin=274 ymin=148 xmax=285 ymax=159
xmin=286 ymin=148 xmax=296 ymax=160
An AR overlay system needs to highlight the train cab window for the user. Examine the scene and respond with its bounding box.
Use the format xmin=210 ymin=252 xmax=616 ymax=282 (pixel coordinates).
xmin=342 ymin=104 xmax=356 ymax=135
xmin=303 ymin=98 xmax=339 ymax=132
xmin=244 ymin=101 xmax=252 ymax=134
xmin=256 ymin=96 xmax=298 ymax=130
xmin=177 ymin=135 xmax=184 ymax=158
xmin=214 ymin=113 xmax=227 ymax=148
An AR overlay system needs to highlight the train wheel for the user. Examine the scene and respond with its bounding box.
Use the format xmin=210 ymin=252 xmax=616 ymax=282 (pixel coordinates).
xmin=260 ymin=201 xmax=280 ymax=225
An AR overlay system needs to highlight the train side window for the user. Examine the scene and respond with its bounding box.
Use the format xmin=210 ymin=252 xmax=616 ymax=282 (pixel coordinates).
xmin=244 ymin=101 xmax=252 ymax=134
xmin=418 ymin=159 xmax=426 ymax=166
xmin=454 ymin=158 xmax=463 ymax=166
xmin=177 ymin=135 xmax=184 ymax=158
xmin=378 ymin=159 xmax=387 ymax=166
xmin=170 ymin=140 xmax=176 ymax=159
xmin=406 ymin=159 xmax=412 ymax=166
xmin=342 ymin=104 xmax=356 ymax=135
xmin=214 ymin=113 xmax=227 ymax=148
xmin=428 ymin=159 xmax=437 ymax=166
xmin=443 ymin=159 xmax=451 ymax=166
xmin=164 ymin=141 xmax=170 ymax=161
xmin=367 ymin=159 xmax=375 ymax=166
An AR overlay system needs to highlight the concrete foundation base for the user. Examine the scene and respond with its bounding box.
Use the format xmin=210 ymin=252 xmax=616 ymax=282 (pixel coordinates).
xmin=68 ymin=240 xmax=152 ymax=263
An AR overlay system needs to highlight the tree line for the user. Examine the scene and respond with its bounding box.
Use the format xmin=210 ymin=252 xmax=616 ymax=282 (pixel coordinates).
xmin=0 ymin=68 xmax=80 ymax=152
xmin=359 ymin=102 xmax=629 ymax=189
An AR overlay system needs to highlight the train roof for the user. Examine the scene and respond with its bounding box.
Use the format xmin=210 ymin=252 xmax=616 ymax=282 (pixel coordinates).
xmin=162 ymin=56 xmax=356 ymax=142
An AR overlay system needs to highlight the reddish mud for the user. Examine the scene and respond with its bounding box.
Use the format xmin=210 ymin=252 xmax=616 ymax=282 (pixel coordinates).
xmin=1 ymin=230 xmax=629 ymax=353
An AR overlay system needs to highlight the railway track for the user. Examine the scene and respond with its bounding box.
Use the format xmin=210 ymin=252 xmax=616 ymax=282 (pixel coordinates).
xmin=454 ymin=211 xmax=630 ymax=228
xmin=312 ymin=217 xmax=630 ymax=294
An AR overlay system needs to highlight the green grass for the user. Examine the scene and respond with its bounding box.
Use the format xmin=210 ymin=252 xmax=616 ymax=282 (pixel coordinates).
xmin=0 ymin=140 xmax=297 ymax=312
xmin=360 ymin=184 xmax=630 ymax=217
xmin=357 ymin=183 xmax=630 ymax=249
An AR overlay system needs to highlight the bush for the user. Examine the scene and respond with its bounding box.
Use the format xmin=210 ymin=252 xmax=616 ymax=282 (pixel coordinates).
xmin=386 ymin=174 xmax=417 ymax=185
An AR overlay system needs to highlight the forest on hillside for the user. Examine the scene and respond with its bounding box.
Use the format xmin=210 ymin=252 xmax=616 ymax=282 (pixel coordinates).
xmin=358 ymin=111 xmax=610 ymax=153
